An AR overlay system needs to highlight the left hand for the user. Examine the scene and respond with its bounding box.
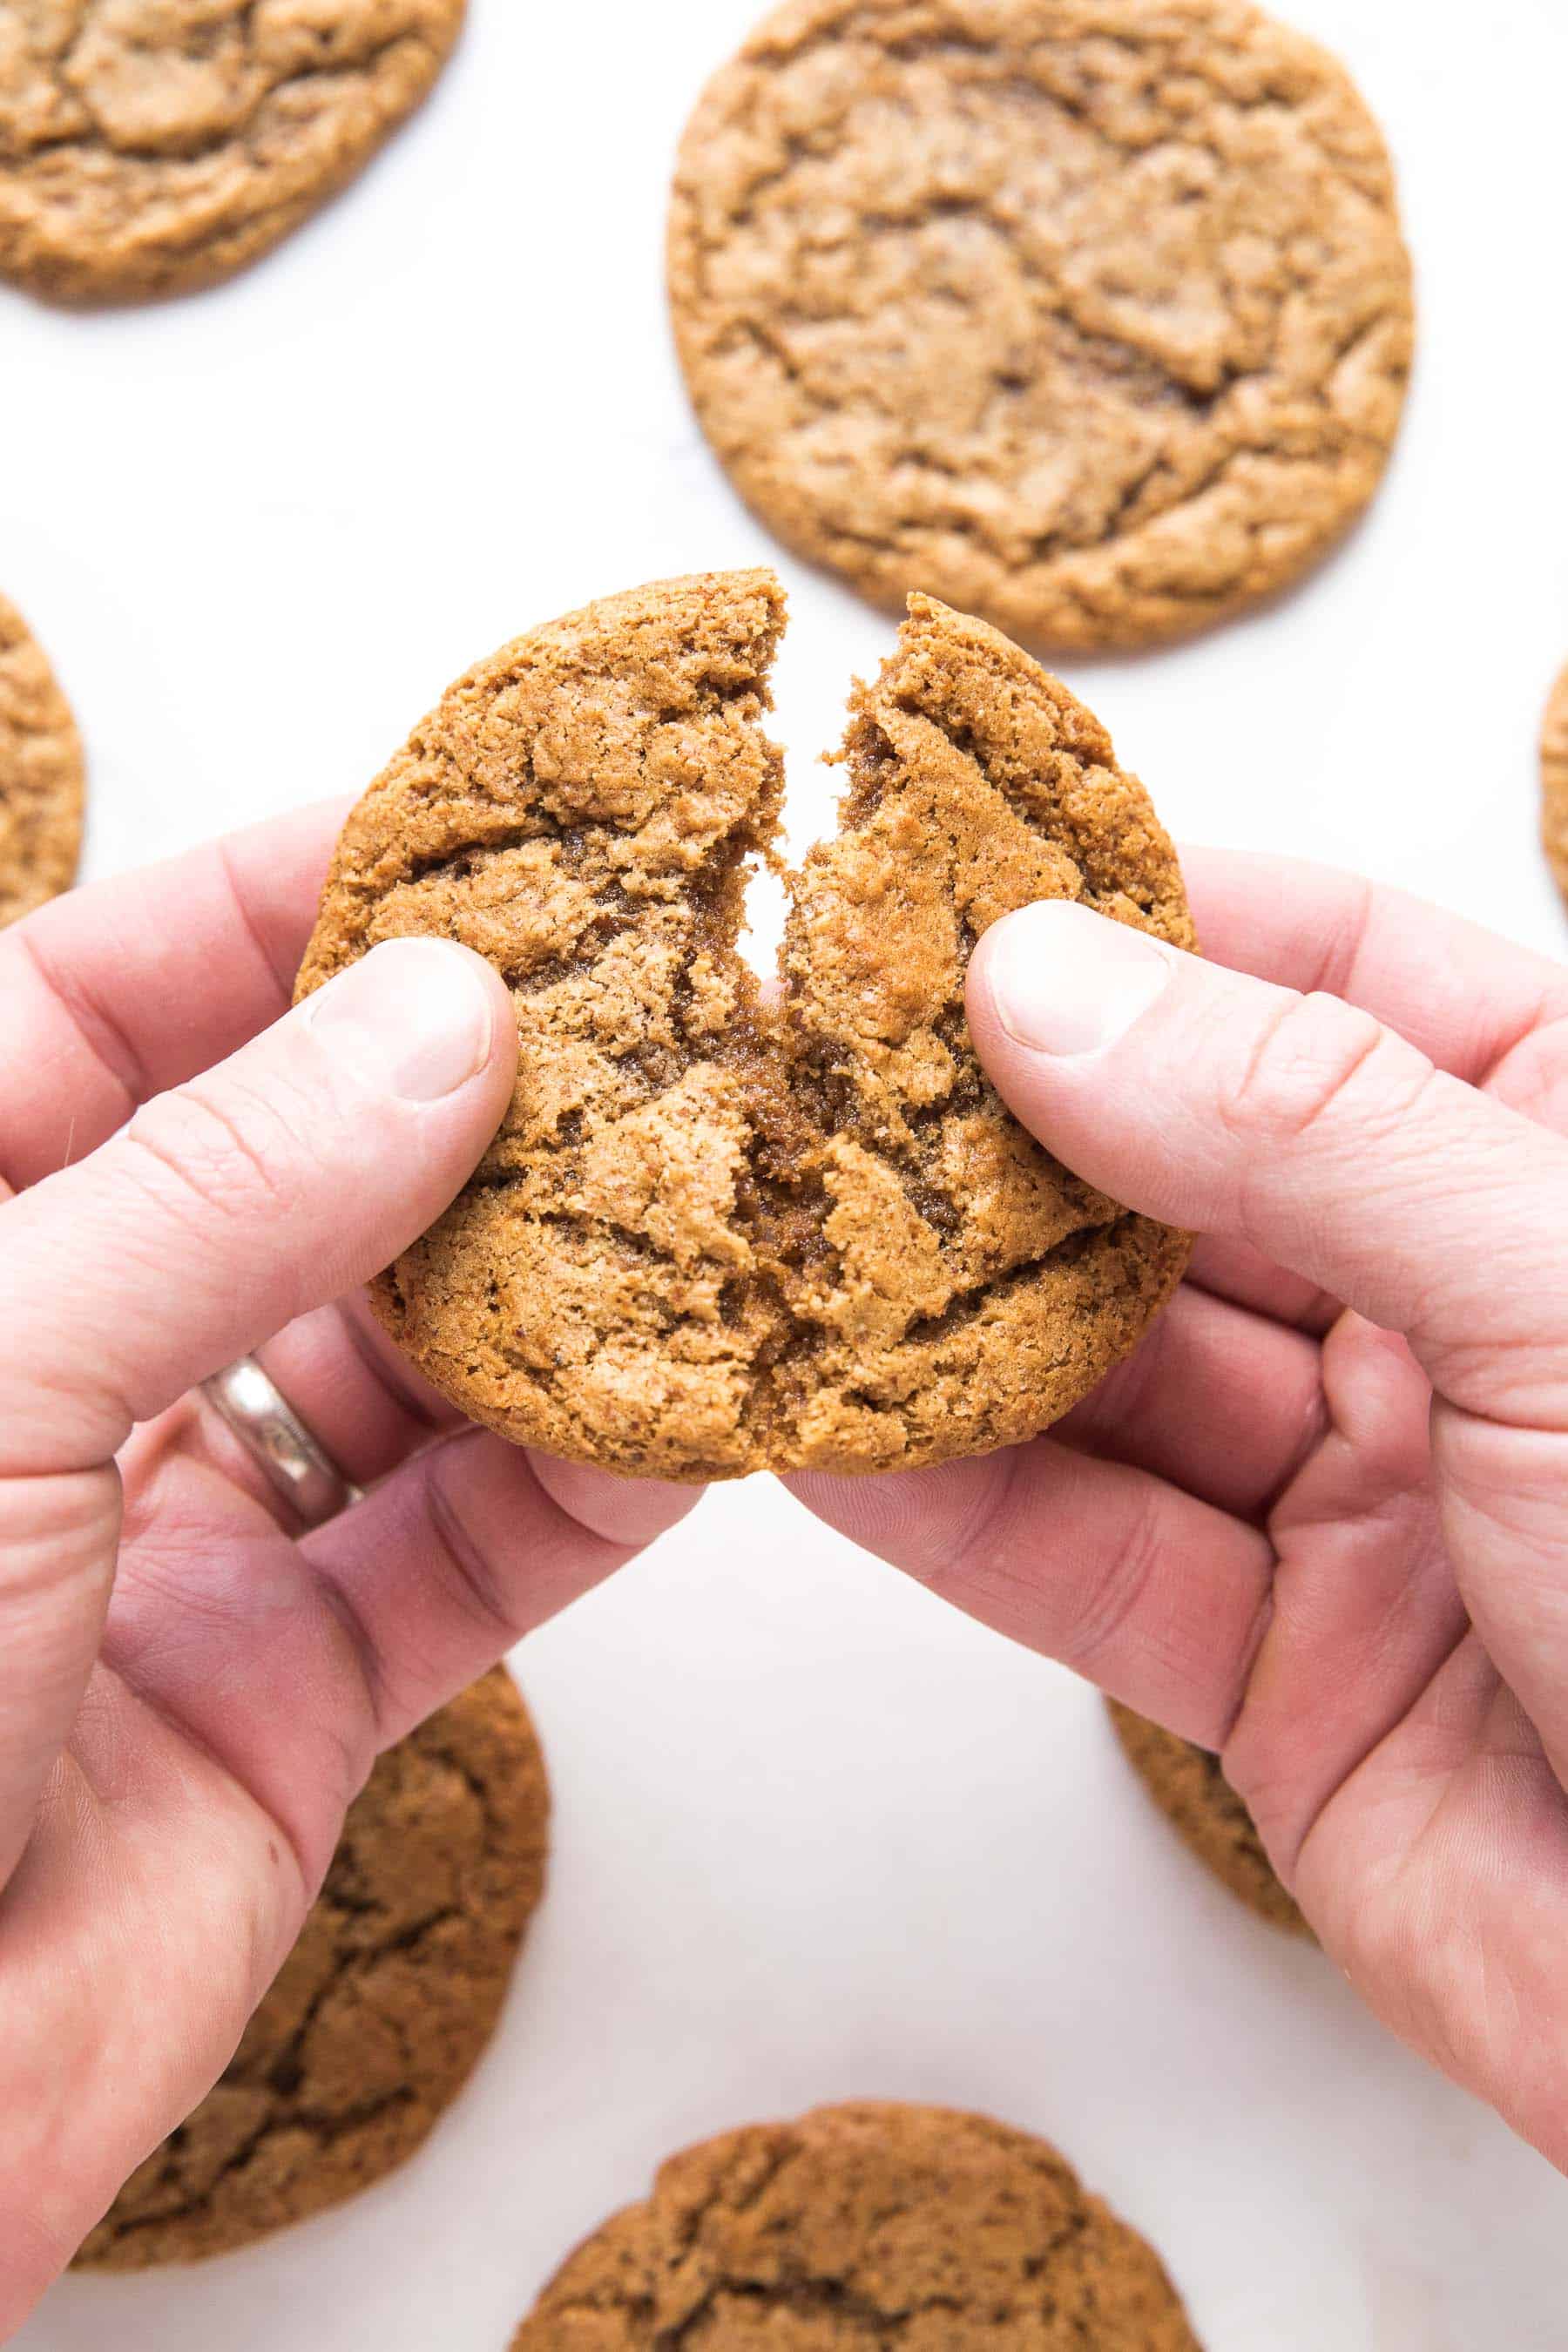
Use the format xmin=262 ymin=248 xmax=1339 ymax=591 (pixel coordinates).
xmin=789 ymin=848 xmax=1568 ymax=2174
xmin=0 ymin=806 xmax=696 ymax=2330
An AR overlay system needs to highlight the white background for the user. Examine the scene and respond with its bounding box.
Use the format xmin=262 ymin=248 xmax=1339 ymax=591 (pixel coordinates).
xmin=10 ymin=2 xmax=1568 ymax=2346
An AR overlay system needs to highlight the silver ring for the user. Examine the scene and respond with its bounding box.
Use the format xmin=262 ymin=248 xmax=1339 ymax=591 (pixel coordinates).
xmin=200 ymin=1355 xmax=364 ymax=1529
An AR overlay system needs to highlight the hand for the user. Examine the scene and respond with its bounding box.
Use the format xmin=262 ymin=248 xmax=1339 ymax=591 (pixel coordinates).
xmin=0 ymin=808 xmax=695 ymax=2331
xmin=791 ymin=848 xmax=1568 ymax=2173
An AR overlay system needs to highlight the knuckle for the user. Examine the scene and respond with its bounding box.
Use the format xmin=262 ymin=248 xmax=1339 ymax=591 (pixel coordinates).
xmin=1220 ymin=991 xmax=1400 ymax=1152
xmin=0 ymin=1464 xmax=121 ymax=1613
xmin=427 ymin=1464 xmax=526 ymax=1646
xmin=1061 ymin=1484 xmax=1166 ymax=1675
xmin=121 ymin=1075 xmax=308 ymax=1231
xmin=1490 ymin=1008 xmax=1568 ymax=1134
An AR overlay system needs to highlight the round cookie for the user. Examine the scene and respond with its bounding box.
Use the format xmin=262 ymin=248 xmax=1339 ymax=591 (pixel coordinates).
xmin=511 ymin=2101 xmax=1200 ymax=2351
xmin=669 ymin=0 xmax=1414 ymax=653
xmin=297 ymin=567 xmax=1193 ymax=1482
xmin=0 ymin=593 xmax=84 ymax=927
xmin=1540 ymin=662 xmax=1568 ymax=906
xmin=73 ymin=1667 xmax=549 ymax=2268
xmin=1108 ymin=1700 xmax=1308 ymax=1937
xmin=0 ymin=2 xmax=465 ymax=305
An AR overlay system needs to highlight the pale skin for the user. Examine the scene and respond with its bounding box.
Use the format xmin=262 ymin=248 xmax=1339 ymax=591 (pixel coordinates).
xmin=3 ymin=806 xmax=1568 ymax=2325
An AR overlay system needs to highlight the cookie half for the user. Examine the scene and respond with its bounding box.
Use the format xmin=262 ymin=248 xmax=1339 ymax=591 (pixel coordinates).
xmin=0 ymin=2 xmax=465 ymax=304
xmin=670 ymin=0 xmax=1413 ymax=652
xmin=73 ymin=1667 xmax=549 ymax=2268
xmin=0 ymin=593 xmax=84 ymax=927
xmin=1108 ymin=1700 xmax=1308 ymax=1938
xmin=1541 ymin=662 xmax=1568 ymax=907
xmin=297 ymin=568 xmax=1192 ymax=1482
xmin=511 ymin=2101 xmax=1200 ymax=2352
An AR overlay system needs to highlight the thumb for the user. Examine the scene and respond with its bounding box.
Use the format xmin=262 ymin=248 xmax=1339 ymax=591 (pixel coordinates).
xmin=1 ymin=935 xmax=517 ymax=1473
xmin=0 ymin=935 xmax=514 ymax=1890
xmin=967 ymin=900 xmax=1568 ymax=1429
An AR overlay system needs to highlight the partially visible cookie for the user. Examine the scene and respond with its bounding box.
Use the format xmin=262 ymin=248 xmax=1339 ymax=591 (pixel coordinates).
xmin=0 ymin=2 xmax=465 ymax=304
xmin=73 ymin=1667 xmax=549 ymax=2269
xmin=670 ymin=0 xmax=1414 ymax=652
xmin=511 ymin=2101 xmax=1200 ymax=2351
xmin=0 ymin=593 xmax=84 ymax=927
xmin=296 ymin=568 xmax=1192 ymax=1482
xmin=1541 ymin=663 xmax=1568 ymax=905
xmin=1108 ymin=1700 xmax=1308 ymax=1938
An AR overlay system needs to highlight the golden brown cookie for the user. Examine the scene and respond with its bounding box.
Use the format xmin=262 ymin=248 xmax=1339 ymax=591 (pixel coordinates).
xmin=1540 ymin=663 xmax=1568 ymax=906
xmin=1107 ymin=1700 xmax=1308 ymax=1938
xmin=73 ymin=1667 xmax=549 ymax=2269
xmin=0 ymin=2 xmax=465 ymax=305
xmin=0 ymin=592 xmax=84 ymax=927
xmin=297 ymin=568 xmax=1192 ymax=1483
xmin=669 ymin=0 xmax=1414 ymax=652
xmin=511 ymin=2101 xmax=1201 ymax=2352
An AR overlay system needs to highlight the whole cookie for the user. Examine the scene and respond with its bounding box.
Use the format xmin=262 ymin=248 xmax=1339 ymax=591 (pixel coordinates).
xmin=1540 ymin=663 xmax=1568 ymax=906
xmin=0 ymin=1 xmax=465 ymax=304
xmin=0 ymin=593 xmax=84 ymax=926
xmin=669 ymin=0 xmax=1414 ymax=652
xmin=297 ymin=568 xmax=1192 ymax=1482
xmin=73 ymin=1667 xmax=549 ymax=2268
xmin=1107 ymin=1700 xmax=1308 ymax=1937
xmin=511 ymin=2101 xmax=1200 ymax=2351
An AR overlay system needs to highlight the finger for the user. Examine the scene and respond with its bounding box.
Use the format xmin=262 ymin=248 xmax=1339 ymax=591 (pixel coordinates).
xmin=1294 ymin=1636 xmax=1568 ymax=2176
xmin=256 ymin=1296 xmax=457 ymax=1485
xmin=301 ymin=1436 xmax=701 ymax=1740
xmin=1181 ymin=846 xmax=1568 ymax=1099
xmin=1175 ymin=855 xmax=1568 ymax=1329
xmin=1429 ymin=1402 xmax=1568 ymax=1818
xmin=0 ymin=937 xmax=514 ymax=1893
xmin=0 ymin=799 xmax=348 ymax=1197
xmin=1223 ymin=1315 xmax=1461 ymax=1870
xmin=1060 ymin=1281 xmax=1325 ymax=1521
xmin=156 ymin=1296 xmax=464 ymax=1529
xmin=2 ymin=936 xmax=514 ymax=1473
xmin=1183 ymin=1234 xmax=1342 ymax=1335
xmin=111 ymin=1429 xmax=699 ymax=1887
xmin=786 ymin=1438 xmax=1274 ymax=1745
xmin=968 ymin=901 xmax=1568 ymax=1430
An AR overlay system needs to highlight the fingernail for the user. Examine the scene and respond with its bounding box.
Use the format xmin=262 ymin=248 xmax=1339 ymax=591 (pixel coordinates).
xmin=306 ymin=939 xmax=496 ymax=1102
xmin=983 ymin=901 xmax=1174 ymax=1058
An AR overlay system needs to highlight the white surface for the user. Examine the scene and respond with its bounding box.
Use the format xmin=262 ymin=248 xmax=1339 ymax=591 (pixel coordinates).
xmin=8 ymin=3 xmax=1568 ymax=2347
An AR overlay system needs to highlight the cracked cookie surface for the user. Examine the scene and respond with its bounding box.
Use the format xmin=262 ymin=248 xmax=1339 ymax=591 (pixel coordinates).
xmin=510 ymin=2101 xmax=1200 ymax=2351
xmin=297 ymin=568 xmax=1192 ymax=1483
xmin=1541 ymin=663 xmax=1568 ymax=909
xmin=73 ymin=1667 xmax=548 ymax=2268
xmin=0 ymin=592 xmax=84 ymax=925
xmin=1108 ymin=1700 xmax=1308 ymax=1937
xmin=669 ymin=0 xmax=1413 ymax=652
xmin=0 ymin=0 xmax=464 ymax=302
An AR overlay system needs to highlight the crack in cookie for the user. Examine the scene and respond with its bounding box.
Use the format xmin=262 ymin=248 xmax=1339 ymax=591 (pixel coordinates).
xmin=669 ymin=0 xmax=1414 ymax=652
xmin=73 ymin=1668 xmax=549 ymax=2268
xmin=298 ymin=569 xmax=1192 ymax=1483
xmin=0 ymin=592 xmax=84 ymax=927
xmin=0 ymin=0 xmax=464 ymax=301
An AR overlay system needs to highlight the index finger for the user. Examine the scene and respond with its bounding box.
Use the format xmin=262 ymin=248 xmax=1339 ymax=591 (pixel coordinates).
xmin=1182 ymin=846 xmax=1568 ymax=1090
xmin=0 ymin=799 xmax=348 ymax=1195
